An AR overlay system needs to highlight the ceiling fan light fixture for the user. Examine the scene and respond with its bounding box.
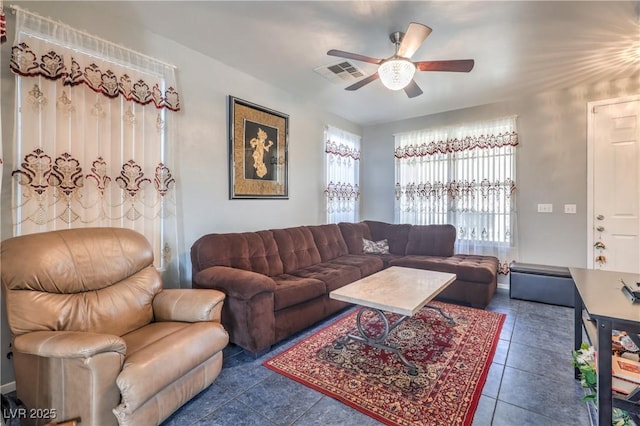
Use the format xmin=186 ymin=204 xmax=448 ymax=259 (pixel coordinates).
xmin=378 ymin=58 xmax=416 ymax=90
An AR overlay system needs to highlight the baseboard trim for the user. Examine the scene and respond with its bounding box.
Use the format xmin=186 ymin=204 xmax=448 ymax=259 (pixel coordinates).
xmin=497 ymin=282 xmax=509 ymax=290
xmin=1 ymin=381 xmax=16 ymax=394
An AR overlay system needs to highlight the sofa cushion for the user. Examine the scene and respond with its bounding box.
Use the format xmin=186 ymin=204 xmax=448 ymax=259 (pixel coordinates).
xmin=2 ymin=228 xmax=162 ymax=337
xmin=272 ymin=274 xmax=326 ymax=311
xmin=272 ymin=227 xmax=322 ymax=273
xmin=328 ymin=254 xmax=384 ymax=277
xmin=405 ymin=224 xmax=456 ymax=257
xmin=363 ymin=220 xmax=411 ymax=255
xmin=5 ymin=267 xmax=161 ymax=338
xmin=338 ymin=222 xmax=372 ymax=254
xmin=290 ymin=262 xmax=361 ymax=292
xmin=190 ymin=230 xmax=284 ymax=277
xmin=308 ymin=224 xmax=349 ymax=261
xmin=389 ymin=254 xmax=498 ymax=283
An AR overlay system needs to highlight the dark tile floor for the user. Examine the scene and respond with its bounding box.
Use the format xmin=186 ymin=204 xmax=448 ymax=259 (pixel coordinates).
xmin=162 ymin=288 xmax=591 ymax=426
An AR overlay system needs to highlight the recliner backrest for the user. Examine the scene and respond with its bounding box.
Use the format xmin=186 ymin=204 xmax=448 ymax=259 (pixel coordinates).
xmin=1 ymin=227 xmax=162 ymax=337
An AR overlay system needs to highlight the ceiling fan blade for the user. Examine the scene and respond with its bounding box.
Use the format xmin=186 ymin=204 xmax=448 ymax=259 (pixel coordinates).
xmin=415 ymin=59 xmax=475 ymax=72
xmin=397 ymin=22 xmax=432 ymax=58
xmin=327 ymin=49 xmax=382 ymax=65
xmin=403 ymin=79 xmax=423 ymax=98
xmin=345 ymin=72 xmax=379 ymax=91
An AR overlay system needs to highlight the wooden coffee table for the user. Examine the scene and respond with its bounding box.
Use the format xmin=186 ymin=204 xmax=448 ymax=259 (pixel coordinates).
xmin=329 ymin=266 xmax=457 ymax=376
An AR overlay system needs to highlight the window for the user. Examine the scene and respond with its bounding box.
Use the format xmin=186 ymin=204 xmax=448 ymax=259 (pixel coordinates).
xmin=324 ymin=126 xmax=361 ymax=224
xmin=394 ymin=117 xmax=518 ymax=273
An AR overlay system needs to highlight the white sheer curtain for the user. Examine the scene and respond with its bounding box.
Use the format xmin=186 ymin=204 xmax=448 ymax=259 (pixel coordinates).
xmin=324 ymin=125 xmax=361 ymax=224
xmin=395 ymin=116 xmax=519 ymax=275
xmin=9 ymin=8 xmax=181 ymax=283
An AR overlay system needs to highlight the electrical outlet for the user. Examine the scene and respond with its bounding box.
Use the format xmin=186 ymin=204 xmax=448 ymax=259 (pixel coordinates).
xmin=564 ymin=204 xmax=577 ymax=214
xmin=537 ymin=203 xmax=553 ymax=213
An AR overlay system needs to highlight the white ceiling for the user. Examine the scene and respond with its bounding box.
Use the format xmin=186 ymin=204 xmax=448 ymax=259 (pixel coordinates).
xmin=42 ymin=1 xmax=640 ymax=125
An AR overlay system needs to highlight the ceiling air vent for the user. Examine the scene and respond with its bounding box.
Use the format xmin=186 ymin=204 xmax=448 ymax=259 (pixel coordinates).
xmin=314 ymin=61 xmax=366 ymax=84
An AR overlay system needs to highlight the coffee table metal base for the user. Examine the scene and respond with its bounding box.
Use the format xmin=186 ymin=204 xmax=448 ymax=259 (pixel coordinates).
xmin=333 ymin=305 xmax=455 ymax=376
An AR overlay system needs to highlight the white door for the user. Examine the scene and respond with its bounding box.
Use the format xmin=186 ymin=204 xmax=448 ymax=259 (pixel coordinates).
xmin=589 ymin=97 xmax=640 ymax=273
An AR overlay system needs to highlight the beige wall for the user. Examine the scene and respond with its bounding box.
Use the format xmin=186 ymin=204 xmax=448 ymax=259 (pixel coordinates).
xmin=361 ymin=73 xmax=640 ymax=268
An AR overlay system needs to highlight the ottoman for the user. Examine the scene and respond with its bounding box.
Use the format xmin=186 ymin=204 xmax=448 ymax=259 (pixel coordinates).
xmin=509 ymin=262 xmax=575 ymax=307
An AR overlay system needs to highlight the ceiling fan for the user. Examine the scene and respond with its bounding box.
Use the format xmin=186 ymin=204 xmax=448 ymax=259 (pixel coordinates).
xmin=327 ymin=22 xmax=474 ymax=98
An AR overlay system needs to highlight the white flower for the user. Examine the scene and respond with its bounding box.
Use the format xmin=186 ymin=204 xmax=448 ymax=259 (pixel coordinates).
xmin=575 ymin=346 xmax=595 ymax=365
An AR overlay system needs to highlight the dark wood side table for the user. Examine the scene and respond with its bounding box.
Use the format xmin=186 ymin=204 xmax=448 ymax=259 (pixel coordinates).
xmin=571 ymin=267 xmax=640 ymax=425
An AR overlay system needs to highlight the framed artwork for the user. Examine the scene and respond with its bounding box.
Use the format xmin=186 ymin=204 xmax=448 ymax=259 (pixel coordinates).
xmin=228 ymin=96 xmax=289 ymax=199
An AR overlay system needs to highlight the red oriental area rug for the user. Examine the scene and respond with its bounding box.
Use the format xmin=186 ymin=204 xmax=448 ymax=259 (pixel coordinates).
xmin=264 ymin=301 xmax=505 ymax=426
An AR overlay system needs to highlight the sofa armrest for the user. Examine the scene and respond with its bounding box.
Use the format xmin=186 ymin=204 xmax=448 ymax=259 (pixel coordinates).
xmin=153 ymin=288 xmax=225 ymax=322
xmin=193 ymin=266 xmax=276 ymax=301
xmin=14 ymin=331 xmax=126 ymax=358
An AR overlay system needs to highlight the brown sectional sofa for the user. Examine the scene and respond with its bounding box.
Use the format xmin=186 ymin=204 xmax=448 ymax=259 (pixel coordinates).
xmin=191 ymin=220 xmax=498 ymax=355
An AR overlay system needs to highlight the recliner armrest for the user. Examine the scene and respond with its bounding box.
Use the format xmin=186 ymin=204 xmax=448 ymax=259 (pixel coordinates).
xmin=14 ymin=331 xmax=126 ymax=358
xmin=153 ymin=289 xmax=225 ymax=322
xmin=193 ymin=266 xmax=276 ymax=300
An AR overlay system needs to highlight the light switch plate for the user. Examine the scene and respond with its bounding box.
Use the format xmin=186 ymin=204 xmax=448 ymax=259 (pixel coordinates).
xmin=564 ymin=204 xmax=577 ymax=214
xmin=537 ymin=203 xmax=553 ymax=213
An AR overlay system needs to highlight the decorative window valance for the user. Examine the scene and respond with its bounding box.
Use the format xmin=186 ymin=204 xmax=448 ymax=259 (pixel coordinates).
xmin=394 ymin=132 xmax=518 ymax=158
xmin=9 ymin=9 xmax=180 ymax=111
xmin=394 ymin=117 xmax=518 ymax=158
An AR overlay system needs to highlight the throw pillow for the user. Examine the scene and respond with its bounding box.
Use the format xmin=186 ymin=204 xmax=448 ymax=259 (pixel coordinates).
xmin=362 ymin=238 xmax=390 ymax=254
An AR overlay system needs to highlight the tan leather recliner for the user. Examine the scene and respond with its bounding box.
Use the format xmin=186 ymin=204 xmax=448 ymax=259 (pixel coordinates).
xmin=1 ymin=228 xmax=229 ymax=426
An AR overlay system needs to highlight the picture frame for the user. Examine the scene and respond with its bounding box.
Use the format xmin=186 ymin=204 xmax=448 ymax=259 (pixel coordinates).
xmin=228 ymin=96 xmax=289 ymax=199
